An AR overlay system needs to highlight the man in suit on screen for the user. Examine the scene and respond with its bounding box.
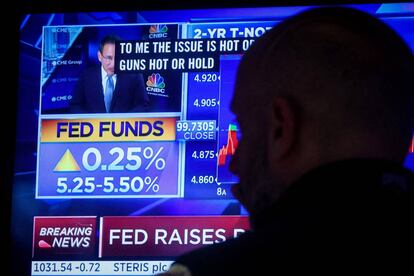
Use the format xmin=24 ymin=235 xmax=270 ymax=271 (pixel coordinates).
xmin=70 ymin=34 xmax=149 ymax=113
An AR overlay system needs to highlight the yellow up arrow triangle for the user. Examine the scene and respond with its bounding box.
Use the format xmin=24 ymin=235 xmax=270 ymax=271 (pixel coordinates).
xmin=53 ymin=149 xmax=81 ymax=172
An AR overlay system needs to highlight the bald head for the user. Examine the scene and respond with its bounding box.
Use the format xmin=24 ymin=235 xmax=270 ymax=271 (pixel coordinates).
xmin=230 ymin=7 xmax=414 ymax=222
xmin=233 ymin=7 xmax=414 ymax=162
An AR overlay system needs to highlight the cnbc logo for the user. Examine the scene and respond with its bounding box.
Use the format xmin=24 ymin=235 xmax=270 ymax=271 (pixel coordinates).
xmin=146 ymin=73 xmax=166 ymax=93
xmin=146 ymin=73 xmax=168 ymax=97
xmin=149 ymin=24 xmax=168 ymax=38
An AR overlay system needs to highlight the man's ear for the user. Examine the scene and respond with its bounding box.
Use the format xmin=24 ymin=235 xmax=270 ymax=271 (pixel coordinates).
xmin=97 ymin=51 xmax=102 ymax=62
xmin=268 ymin=97 xmax=296 ymax=162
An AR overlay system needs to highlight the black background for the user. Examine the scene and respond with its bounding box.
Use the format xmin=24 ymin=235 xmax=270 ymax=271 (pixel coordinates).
xmin=6 ymin=0 xmax=412 ymax=275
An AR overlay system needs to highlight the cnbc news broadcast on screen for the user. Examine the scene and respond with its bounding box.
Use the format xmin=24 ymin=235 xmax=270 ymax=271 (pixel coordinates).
xmin=11 ymin=2 xmax=414 ymax=275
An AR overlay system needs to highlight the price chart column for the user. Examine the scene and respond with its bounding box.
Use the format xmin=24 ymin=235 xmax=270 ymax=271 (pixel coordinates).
xmin=182 ymin=21 xmax=277 ymax=199
xmin=183 ymin=72 xmax=223 ymax=198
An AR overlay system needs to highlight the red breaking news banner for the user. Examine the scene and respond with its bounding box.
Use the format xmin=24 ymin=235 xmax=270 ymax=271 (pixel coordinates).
xmin=99 ymin=215 xmax=249 ymax=257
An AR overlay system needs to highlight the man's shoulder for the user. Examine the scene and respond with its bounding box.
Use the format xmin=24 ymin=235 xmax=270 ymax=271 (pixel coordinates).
xmin=118 ymin=72 xmax=144 ymax=81
xmin=297 ymin=158 xmax=414 ymax=193
xmin=173 ymin=231 xmax=273 ymax=274
xmin=79 ymin=65 xmax=100 ymax=78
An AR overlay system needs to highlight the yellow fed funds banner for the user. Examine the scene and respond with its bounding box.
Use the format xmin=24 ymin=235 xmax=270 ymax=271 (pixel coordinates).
xmin=40 ymin=118 xmax=177 ymax=142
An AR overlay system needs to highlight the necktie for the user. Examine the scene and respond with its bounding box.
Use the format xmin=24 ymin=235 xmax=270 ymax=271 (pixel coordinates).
xmin=104 ymin=75 xmax=114 ymax=112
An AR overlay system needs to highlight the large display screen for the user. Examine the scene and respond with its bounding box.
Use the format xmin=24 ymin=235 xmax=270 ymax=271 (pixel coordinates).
xmin=12 ymin=2 xmax=414 ymax=275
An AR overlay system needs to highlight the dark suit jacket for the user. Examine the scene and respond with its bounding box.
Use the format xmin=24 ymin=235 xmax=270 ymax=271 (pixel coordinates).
xmin=70 ymin=66 xmax=149 ymax=113
xmin=173 ymin=159 xmax=414 ymax=275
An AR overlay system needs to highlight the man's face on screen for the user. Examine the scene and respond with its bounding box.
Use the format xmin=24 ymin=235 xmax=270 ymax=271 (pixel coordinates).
xmin=98 ymin=43 xmax=115 ymax=75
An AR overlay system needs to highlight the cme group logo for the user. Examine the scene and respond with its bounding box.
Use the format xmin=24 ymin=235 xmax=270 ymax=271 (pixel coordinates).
xmin=51 ymin=94 xmax=72 ymax=102
xmin=51 ymin=27 xmax=69 ymax=33
xmin=149 ymin=24 xmax=168 ymax=38
xmin=146 ymin=73 xmax=167 ymax=97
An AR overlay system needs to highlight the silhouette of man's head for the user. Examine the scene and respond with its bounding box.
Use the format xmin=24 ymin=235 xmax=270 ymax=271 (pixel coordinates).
xmin=230 ymin=7 xmax=414 ymax=227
